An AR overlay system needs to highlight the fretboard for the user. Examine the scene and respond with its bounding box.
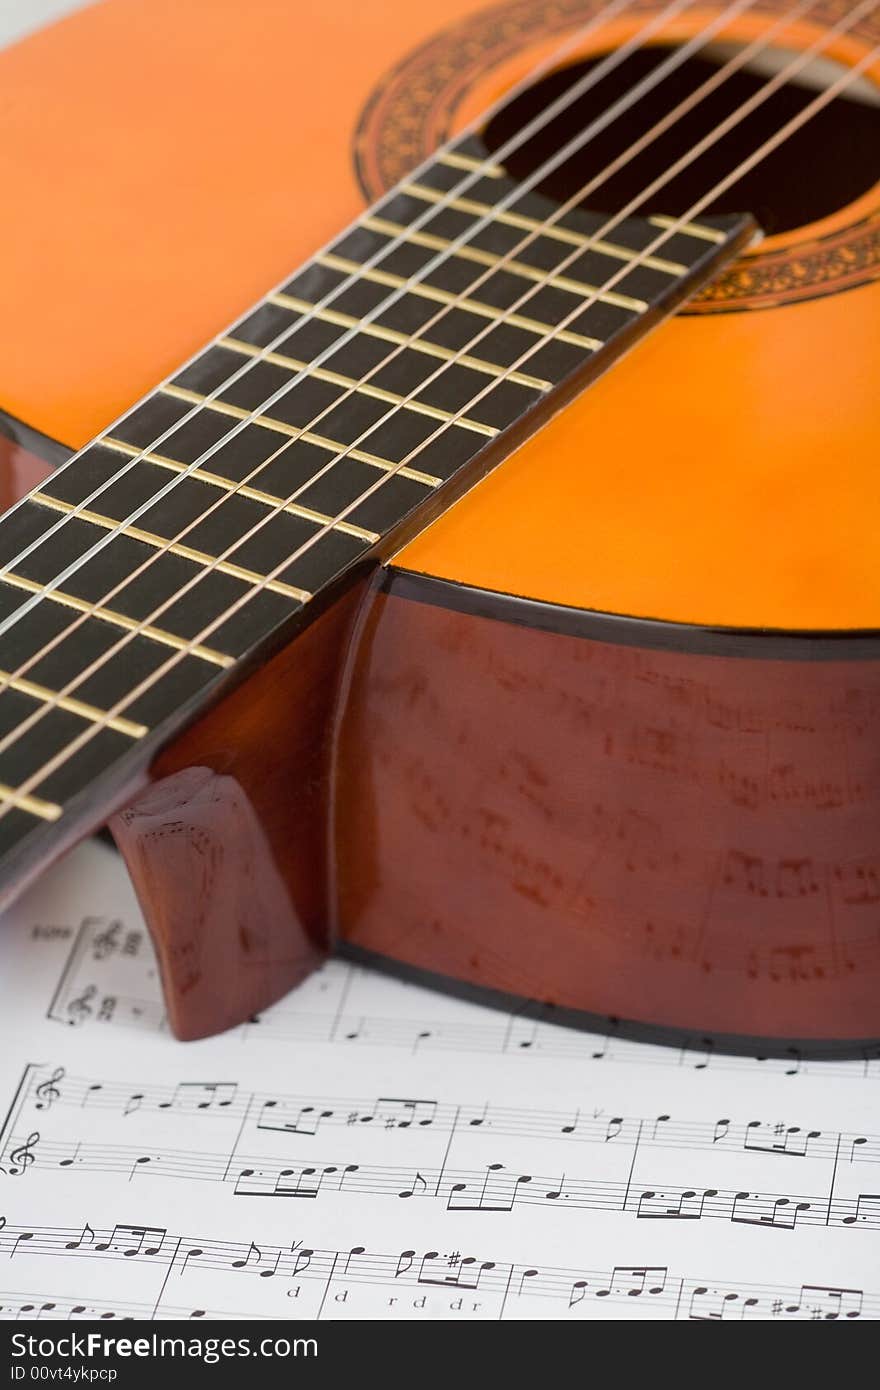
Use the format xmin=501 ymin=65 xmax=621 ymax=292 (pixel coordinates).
xmin=0 ymin=132 xmax=751 ymax=886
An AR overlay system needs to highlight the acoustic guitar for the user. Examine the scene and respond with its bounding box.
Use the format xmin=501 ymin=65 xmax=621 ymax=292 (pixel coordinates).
xmin=0 ymin=0 xmax=876 ymax=1050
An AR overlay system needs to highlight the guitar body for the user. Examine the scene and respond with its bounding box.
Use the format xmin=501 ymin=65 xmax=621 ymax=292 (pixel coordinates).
xmin=0 ymin=0 xmax=878 ymax=1045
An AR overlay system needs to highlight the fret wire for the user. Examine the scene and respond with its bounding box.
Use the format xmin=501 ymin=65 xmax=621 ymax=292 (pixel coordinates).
xmin=101 ymin=438 xmax=381 ymax=544
xmin=218 ymin=336 xmax=499 ymax=437
xmin=389 ymin=187 xmax=689 ymax=275
xmin=267 ymin=294 xmax=553 ymax=390
xmin=403 ymin=180 xmax=728 ymax=260
xmin=0 ymin=0 xmax=649 ymax=651
xmin=1 ymin=572 xmax=233 ymax=669
xmin=317 ymin=252 xmax=606 ymax=347
xmin=363 ymin=212 xmax=650 ymax=312
xmin=161 ymin=385 xmax=444 ymax=488
xmin=31 ymin=494 xmax=312 ymax=605
xmin=0 ymin=0 xmax=794 ymax=821
xmin=649 ymin=213 xmax=727 ymax=242
xmin=0 ymin=670 xmax=146 ymax=739
xmin=0 ymin=781 xmax=61 ymax=822
xmin=437 ymin=151 xmax=504 ymax=177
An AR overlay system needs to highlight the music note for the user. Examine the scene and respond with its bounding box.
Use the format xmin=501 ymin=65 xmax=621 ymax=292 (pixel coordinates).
xmin=636 ymin=1188 xmax=718 ymax=1220
xmin=64 ymin=1223 xmax=95 ymax=1251
xmin=398 ymin=1171 xmax=428 ymax=1199
xmin=688 ymin=1285 xmax=756 ymax=1320
xmin=258 ymin=1101 xmax=334 ymax=1136
xmin=370 ymin=1097 xmax=437 ymax=1129
xmin=743 ymin=1121 xmax=821 ymax=1157
xmin=446 ymin=1164 xmax=531 ymax=1213
xmin=606 ymin=1266 xmax=668 ymax=1297
xmin=229 ymin=1239 xmax=281 ymax=1278
xmin=343 ymin=1246 xmax=365 ymax=1276
xmin=590 ymin=1018 xmax=619 ymax=1061
xmin=569 ymin=1278 xmax=588 ymax=1307
xmin=163 ymin=1082 xmax=238 ymax=1112
xmin=731 ymin=1193 xmax=811 ymax=1230
xmin=842 ymin=1194 xmax=880 ymax=1227
xmin=95 ymin=1225 xmax=166 ymax=1256
xmin=181 ymin=1246 xmax=205 ymax=1275
xmin=680 ymin=1037 xmax=714 ymax=1070
xmin=291 ymin=1248 xmax=313 ymax=1279
xmin=417 ymin=1251 xmax=493 ymax=1289
xmin=797 ymin=1285 xmax=863 ymax=1320
xmin=517 ymin=1268 xmax=539 ymax=1297
xmin=9 ymin=1231 xmax=34 ymax=1258
xmin=231 ymin=1240 xmax=263 ymax=1270
xmin=273 ymin=1166 xmax=322 ymax=1198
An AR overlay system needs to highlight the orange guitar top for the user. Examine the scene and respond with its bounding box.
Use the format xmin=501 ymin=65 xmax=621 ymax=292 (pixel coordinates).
xmin=0 ymin=0 xmax=877 ymax=630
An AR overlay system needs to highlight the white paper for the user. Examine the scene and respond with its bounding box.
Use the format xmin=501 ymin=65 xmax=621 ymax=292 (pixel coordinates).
xmin=0 ymin=837 xmax=877 ymax=1321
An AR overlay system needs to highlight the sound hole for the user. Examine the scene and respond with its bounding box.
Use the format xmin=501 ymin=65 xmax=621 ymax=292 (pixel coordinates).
xmin=483 ymin=42 xmax=880 ymax=235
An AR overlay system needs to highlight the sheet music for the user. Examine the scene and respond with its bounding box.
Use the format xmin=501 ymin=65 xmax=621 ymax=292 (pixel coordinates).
xmin=0 ymin=840 xmax=877 ymax=1321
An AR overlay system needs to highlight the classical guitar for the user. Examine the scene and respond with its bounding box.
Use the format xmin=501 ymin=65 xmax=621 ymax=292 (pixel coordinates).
xmin=0 ymin=0 xmax=877 ymax=1049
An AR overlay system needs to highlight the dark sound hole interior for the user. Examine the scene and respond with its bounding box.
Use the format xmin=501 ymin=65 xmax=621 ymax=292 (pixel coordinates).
xmin=483 ymin=44 xmax=880 ymax=235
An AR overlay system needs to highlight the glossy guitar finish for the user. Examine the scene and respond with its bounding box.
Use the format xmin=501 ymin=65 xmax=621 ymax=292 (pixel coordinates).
xmin=0 ymin=0 xmax=878 ymax=1045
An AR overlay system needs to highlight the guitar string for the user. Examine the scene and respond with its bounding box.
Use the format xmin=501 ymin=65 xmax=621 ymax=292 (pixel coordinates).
xmin=0 ymin=0 xmax=773 ymax=714
xmin=0 ymin=0 xmax=691 ymax=639
xmin=0 ymin=11 xmax=874 ymax=823
xmin=0 ymin=0 xmax=832 ymax=770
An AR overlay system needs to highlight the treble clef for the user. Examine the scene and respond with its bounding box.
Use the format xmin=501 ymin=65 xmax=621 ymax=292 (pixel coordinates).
xmin=6 ymin=1133 xmax=39 ymax=1176
xmin=66 ymin=985 xmax=96 ymax=1026
xmin=34 ymin=1068 xmax=65 ymax=1111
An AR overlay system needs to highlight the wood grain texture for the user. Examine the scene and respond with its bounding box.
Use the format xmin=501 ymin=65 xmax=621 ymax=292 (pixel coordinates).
xmin=110 ymin=585 xmax=366 ymax=1039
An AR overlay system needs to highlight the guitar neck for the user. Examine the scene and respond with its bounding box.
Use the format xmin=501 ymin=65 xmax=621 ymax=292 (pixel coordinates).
xmin=0 ymin=131 xmax=752 ymax=893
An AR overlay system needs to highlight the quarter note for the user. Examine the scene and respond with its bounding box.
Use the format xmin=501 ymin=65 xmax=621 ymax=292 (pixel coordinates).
xmin=343 ymin=1246 xmax=365 ymax=1276
xmin=9 ymin=1231 xmax=35 ymax=1258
